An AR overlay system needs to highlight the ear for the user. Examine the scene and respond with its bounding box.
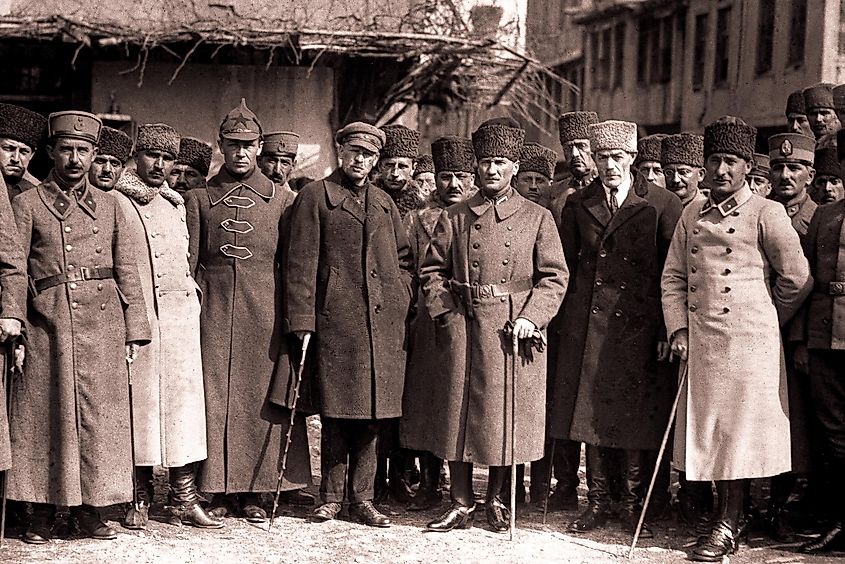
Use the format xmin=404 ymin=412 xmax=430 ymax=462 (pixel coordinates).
xmin=807 ymin=166 xmax=816 ymax=184
xmin=217 ymin=138 xmax=225 ymax=153
xmin=743 ymin=160 xmax=753 ymax=175
xmin=512 ymin=160 xmax=520 ymax=176
xmin=46 ymin=145 xmax=56 ymax=163
xmin=696 ymin=168 xmax=705 ymax=182
xmin=256 ymin=140 xmax=264 ymax=154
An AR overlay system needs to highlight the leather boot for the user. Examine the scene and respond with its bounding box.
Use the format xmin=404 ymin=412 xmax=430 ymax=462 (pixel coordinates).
xmin=409 ymin=453 xmax=443 ymax=511
xmin=486 ymin=466 xmax=510 ymax=533
xmin=692 ymin=480 xmax=745 ymax=562
xmin=168 ymin=464 xmax=224 ymax=529
xmin=569 ymin=445 xmax=610 ymax=533
xmin=23 ymin=503 xmax=55 ymax=544
xmin=448 ymin=461 xmax=474 ymax=507
xmin=801 ymin=459 xmax=845 ymax=553
xmin=387 ymin=452 xmax=412 ymax=503
xmin=501 ymin=464 xmax=527 ymax=508
xmin=124 ymin=466 xmax=154 ymax=530
xmin=621 ymin=450 xmax=652 ymax=539
xmin=678 ymin=473 xmax=714 ymax=528
xmin=72 ymin=505 xmax=117 ymax=540
xmin=766 ymin=472 xmax=796 ymax=542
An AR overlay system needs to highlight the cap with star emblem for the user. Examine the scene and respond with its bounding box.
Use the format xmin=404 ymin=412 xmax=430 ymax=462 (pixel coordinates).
xmin=768 ymin=133 xmax=815 ymax=165
xmin=220 ymin=98 xmax=262 ymax=141
xmin=48 ymin=111 xmax=102 ymax=144
xmin=261 ymin=131 xmax=299 ymax=157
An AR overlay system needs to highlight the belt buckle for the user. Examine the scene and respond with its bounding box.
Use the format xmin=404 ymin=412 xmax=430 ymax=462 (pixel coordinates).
xmin=477 ymin=284 xmax=492 ymax=299
xmin=830 ymin=281 xmax=845 ymax=296
xmin=79 ymin=266 xmax=91 ymax=280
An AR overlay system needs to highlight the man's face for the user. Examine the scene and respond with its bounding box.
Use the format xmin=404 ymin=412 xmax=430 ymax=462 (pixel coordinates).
xmin=0 ymin=138 xmax=34 ymax=184
xmin=477 ymin=157 xmax=518 ymax=195
xmin=218 ymin=138 xmax=262 ymax=176
xmin=637 ymin=161 xmax=665 ymax=188
xmin=339 ymin=143 xmax=379 ymax=183
xmin=663 ymin=163 xmax=704 ymax=201
xmin=807 ymin=107 xmax=841 ymax=138
xmin=135 ymin=149 xmax=176 ymax=188
xmin=704 ymin=153 xmax=752 ymax=197
xmin=772 ymin=162 xmax=814 ymax=200
xmin=168 ymin=164 xmax=205 ymax=193
xmin=414 ymin=172 xmax=436 ymax=196
xmin=561 ymin=139 xmax=594 ymax=177
xmin=435 ymin=170 xmax=474 ymax=205
xmin=787 ymin=113 xmax=814 ymax=137
xmin=514 ymin=171 xmax=551 ymax=203
xmin=813 ymin=174 xmax=845 ymax=204
xmin=377 ymin=156 xmax=415 ymax=192
xmin=88 ymin=154 xmax=125 ymax=190
xmin=48 ymin=137 xmax=96 ymax=184
xmin=258 ymin=154 xmax=295 ymax=184
xmin=747 ymin=174 xmax=772 ymax=197
xmin=595 ymin=150 xmax=634 ymax=189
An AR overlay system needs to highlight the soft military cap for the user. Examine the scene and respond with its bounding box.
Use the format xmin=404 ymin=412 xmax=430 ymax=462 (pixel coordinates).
xmin=432 ymin=136 xmax=475 ymax=173
xmin=97 ymin=126 xmax=133 ymax=162
xmin=748 ymin=153 xmax=771 ymax=178
xmin=261 ymin=131 xmax=300 ymax=157
xmin=768 ymin=133 xmax=815 ymax=165
xmin=589 ymin=120 xmax=637 ymax=153
xmin=335 ymin=122 xmax=385 ymax=153
xmin=0 ymin=103 xmax=46 ymax=150
xmin=558 ymin=111 xmax=598 ymax=145
xmin=220 ymin=98 xmax=262 ymax=141
xmin=48 ymin=111 xmax=102 ymax=144
xmin=661 ymin=133 xmax=704 ymax=168
xmin=136 ymin=123 xmax=181 ymax=157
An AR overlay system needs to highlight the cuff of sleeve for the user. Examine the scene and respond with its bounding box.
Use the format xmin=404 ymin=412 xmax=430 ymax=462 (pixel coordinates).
xmin=286 ymin=314 xmax=316 ymax=334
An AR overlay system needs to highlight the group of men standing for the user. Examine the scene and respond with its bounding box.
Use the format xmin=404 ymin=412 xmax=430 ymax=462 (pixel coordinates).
xmin=0 ymin=80 xmax=842 ymax=562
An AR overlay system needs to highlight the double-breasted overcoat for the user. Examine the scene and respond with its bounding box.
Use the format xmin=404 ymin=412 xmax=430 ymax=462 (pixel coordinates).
xmin=419 ymin=189 xmax=568 ymax=466
xmin=283 ymin=170 xmax=413 ymax=420
xmin=662 ymin=184 xmax=812 ymax=480
xmin=550 ymin=173 xmax=682 ymax=450
xmin=186 ymin=166 xmax=310 ymax=493
xmin=113 ymin=170 xmax=207 ymax=468
xmin=6 ymin=174 xmax=151 ymax=506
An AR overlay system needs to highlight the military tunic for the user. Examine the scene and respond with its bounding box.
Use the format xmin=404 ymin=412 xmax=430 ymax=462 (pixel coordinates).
xmin=6 ymin=174 xmax=151 ymax=506
xmin=662 ymin=184 xmax=812 ymax=480
xmin=6 ymin=176 xmax=36 ymax=201
xmin=419 ymin=189 xmax=568 ymax=465
xmin=186 ymin=166 xmax=311 ymax=493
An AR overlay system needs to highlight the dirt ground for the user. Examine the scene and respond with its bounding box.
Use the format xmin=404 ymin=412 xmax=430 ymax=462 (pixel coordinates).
xmin=1 ymin=418 xmax=842 ymax=563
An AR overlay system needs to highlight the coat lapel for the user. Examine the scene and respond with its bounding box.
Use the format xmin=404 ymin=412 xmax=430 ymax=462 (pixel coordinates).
xmin=207 ymin=167 xmax=275 ymax=206
xmin=366 ymin=185 xmax=392 ymax=242
xmin=324 ymin=170 xmax=365 ymax=225
xmin=603 ymin=175 xmax=649 ymax=239
xmin=582 ymin=180 xmax=611 ymax=228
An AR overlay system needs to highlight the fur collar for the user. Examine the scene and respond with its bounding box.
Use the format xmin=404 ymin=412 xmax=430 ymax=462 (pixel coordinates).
xmin=114 ymin=169 xmax=184 ymax=207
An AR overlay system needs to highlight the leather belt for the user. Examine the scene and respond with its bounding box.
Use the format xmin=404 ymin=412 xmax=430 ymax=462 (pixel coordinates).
xmin=449 ymin=278 xmax=534 ymax=301
xmin=34 ymin=267 xmax=114 ymax=293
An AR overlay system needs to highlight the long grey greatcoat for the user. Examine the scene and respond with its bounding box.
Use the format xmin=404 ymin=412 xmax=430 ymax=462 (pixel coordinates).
xmin=284 ymin=169 xmax=413 ymax=420
xmin=7 ymin=174 xmax=151 ymax=506
xmin=113 ymin=171 xmax=207 ymax=468
xmin=662 ymin=184 xmax=812 ymax=480
xmin=186 ymin=166 xmax=310 ymax=493
xmin=550 ymin=173 xmax=682 ymax=450
xmin=419 ymin=190 xmax=568 ymax=466
xmin=0 ymin=176 xmax=27 ymax=471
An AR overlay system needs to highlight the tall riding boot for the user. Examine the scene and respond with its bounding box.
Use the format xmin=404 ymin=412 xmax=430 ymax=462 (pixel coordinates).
xmin=569 ymin=445 xmax=610 ymax=532
xmin=387 ymin=451 xmax=412 ymax=503
xmin=692 ymin=480 xmax=745 ymax=562
xmin=427 ymin=461 xmax=475 ymax=532
xmin=485 ymin=465 xmax=510 ymax=533
xmin=409 ymin=452 xmax=443 ymax=511
xmin=621 ymin=450 xmax=652 ymax=538
xmin=678 ymin=472 xmax=714 ymax=527
xmin=124 ymin=465 xmax=154 ymax=529
xmin=374 ymin=455 xmax=388 ymax=503
xmin=501 ymin=464 xmax=527 ymax=508
xmin=766 ymin=472 xmax=796 ymax=541
xmin=801 ymin=458 xmax=845 ymax=553
xmin=168 ymin=463 xmax=224 ymax=529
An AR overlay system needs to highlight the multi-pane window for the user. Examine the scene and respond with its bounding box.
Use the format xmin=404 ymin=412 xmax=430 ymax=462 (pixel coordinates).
xmin=614 ymin=23 xmax=625 ymax=88
xmin=693 ymin=13 xmax=708 ymax=89
xmin=788 ymin=0 xmax=807 ymax=67
xmin=756 ymin=0 xmax=775 ymax=74
xmin=637 ymin=14 xmax=674 ymax=85
xmin=714 ymin=6 xmax=731 ymax=87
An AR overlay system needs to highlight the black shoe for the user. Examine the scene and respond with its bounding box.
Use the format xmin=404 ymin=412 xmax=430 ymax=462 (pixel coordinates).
xmin=349 ymin=501 xmax=391 ymax=528
xmin=426 ymin=503 xmax=475 ymax=532
xmin=691 ymin=521 xmax=738 ymax=562
xmin=310 ymin=502 xmax=342 ymax=522
xmin=408 ymin=488 xmax=443 ymax=512
xmin=242 ymin=504 xmax=267 ymax=523
xmin=23 ymin=518 xmax=52 ymax=545
xmin=622 ymin=510 xmax=653 ymax=539
xmin=485 ymin=498 xmax=510 ymax=533
xmin=207 ymin=493 xmax=238 ymax=519
xmin=279 ymin=489 xmax=315 ymax=507
xmin=72 ymin=507 xmax=117 ymax=540
xmin=765 ymin=508 xmax=795 ymax=542
xmin=800 ymin=522 xmax=845 ymax=553
xmin=569 ymin=504 xmax=609 ymax=533
xmin=123 ymin=502 xmax=149 ymax=530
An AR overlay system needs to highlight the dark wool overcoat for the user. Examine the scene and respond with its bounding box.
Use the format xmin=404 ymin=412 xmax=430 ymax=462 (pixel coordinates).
xmin=550 ymin=172 xmax=682 ymax=450
xmin=419 ymin=190 xmax=568 ymax=466
xmin=7 ymin=175 xmax=151 ymax=506
xmin=283 ymin=169 xmax=413 ymax=420
xmin=0 ymin=176 xmax=27 ymax=471
xmin=186 ymin=167 xmax=310 ymax=493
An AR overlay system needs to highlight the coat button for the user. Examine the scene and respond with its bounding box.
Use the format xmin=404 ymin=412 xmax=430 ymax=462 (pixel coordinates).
xmin=619 ymin=282 xmax=627 ymax=290
xmin=67 ymin=264 xmax=74 ymax=270
xmin=71 ymin=301 xmax=78 ymax=309
xmin=500 ymin=297 xmax=506 ymax=302
xmin=92 ymin=227 xmax=99 ymax=234
xmin=724 ymin=287 xmax=731 ymax=293
xmin=64 ymin=226 xmax=71 ymax=233
xmin=689 ymin=305 xmax=697 ymax=312
xmin=65 ymin=244 xmax=73 ymax=251
xmin=186 ymin=272 xmax=190 ymax=277
xmin=595 ymin=279 xmax=603 ymax=286
xmin=723 ymin=307 xmax=730 ymax=313
xmin=823 ymin=318 xmax=830 ymax=325
xmin=154 ymin=252 xmax=161 ymax=258
xmin=723 ymin=268 xmax=731 ymax=275
xmin=151 ymin=233 xmax=156 ymax=238
xmin=505 ymin=242 xmax=511 ymax=247
xmin=97 ymin=283 xmax=103 ymax=291
xmin=100 ymin=304 xmax=106 ymax=310
xmin=370 ymin=270 xmax=377 ymax=278
xmin=473 ymin=243 xmax=480 ymax=249
xmin=690 ymin=286 xmax=696 ymax=292
xmin=181 ymin=217 xmax=186 ymax=222
xmin=157 ymin=273 xmax=164 ymax=278
xmin=614 ymin=310 xmax=622 ymax=318
xmin=731 ymin=211 xmax=739 ymax=216
xmin=693 ymin=228 xmax=699 ymax=234
xmin=727 ymin=228 xmax=736 ymax=233
xmin=472 ymin=261 xmax=479 ymax=267
xmin=599 ymin=249 xmax=607 ymax=258
xmin=690 ymin=266 xmax=697 ymax=273
xmin=726 ymin=247 xmax=732 ymax=254
xmin=500 ymin=278 xmax=506 ymax=283
xmin=502 ymin=259 xmax=509 ymax=265
xmin=96 ymin=246 xmax=103 ymax=253
xmin=145 ymin=213 xmax=151 ymax=219
xmin=374 ymin=305 xmax=382 ymax=313
xmin=474 ymin=224 xmax=481 ymax=230
xmin=591 ymin=306 xmax=600 ymax=314
xmin=690 ymin=246 xmax=698 ymax=254
xmin=69 ymin=282 xmax=77 ymax=290
xmin=507 ymin=226 xmax=513 ymax=231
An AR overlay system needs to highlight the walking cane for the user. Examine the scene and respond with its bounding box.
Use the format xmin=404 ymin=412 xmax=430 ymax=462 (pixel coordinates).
xmin=269 ymin=333 xmax=311 ymax=530
xmin=627 ymin=361 xmax=688 ymax=559
xmin=509 ymin=335 xmax=518 ymax=541
xmin=542 ymin=439 xmax=556 ymax=525
xmin=0 ymin=340 xmax=19 ymax=549
xmin=126 ymin=351 xmax=140 ymax=517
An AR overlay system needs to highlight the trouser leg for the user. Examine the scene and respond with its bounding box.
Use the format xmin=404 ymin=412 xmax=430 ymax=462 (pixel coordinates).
xmin=585 ymin=445 xmax=611 ymax=510
xmin=346 ymin=420 xmax=380 ymax=504
xmin=320 ymin=417 xmax=351 ymax=503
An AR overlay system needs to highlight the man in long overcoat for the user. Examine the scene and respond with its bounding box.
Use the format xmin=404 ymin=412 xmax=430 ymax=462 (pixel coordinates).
xmin=112 ymin=123 xmax=222 ymax=531
xmin=550 ymin=120 xmax=682 ymax=538
xmin=186 ymin=99 xmax=311 ymax=523
xmin=663 ymin=116 xmax=812 ymax=561
xmin=400 ymin=135 xmax=476 ymax=511
xmin=420 ymin=118 xmax=567 ymax=533
xmin=7 ymin=111 xmax=151 ymax=543
xmin=285 ymin=122 xmax=412 ymax=528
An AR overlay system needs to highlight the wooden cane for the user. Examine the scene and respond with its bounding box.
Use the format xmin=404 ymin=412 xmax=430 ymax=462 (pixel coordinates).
xmin=269 ymin=333 xmax=311 ymax=530
xmin=542 ymin=439 xmax=556 ymax=525
xmin=0 ymin=342 xmax=16 ymax=549
xmin=126 ymin=353 xmax=139 ymax=516
xmin=627 ymin=361 xmax=688 ymax=559
xmin=509 ymin=336 xmax=518 ymax=541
